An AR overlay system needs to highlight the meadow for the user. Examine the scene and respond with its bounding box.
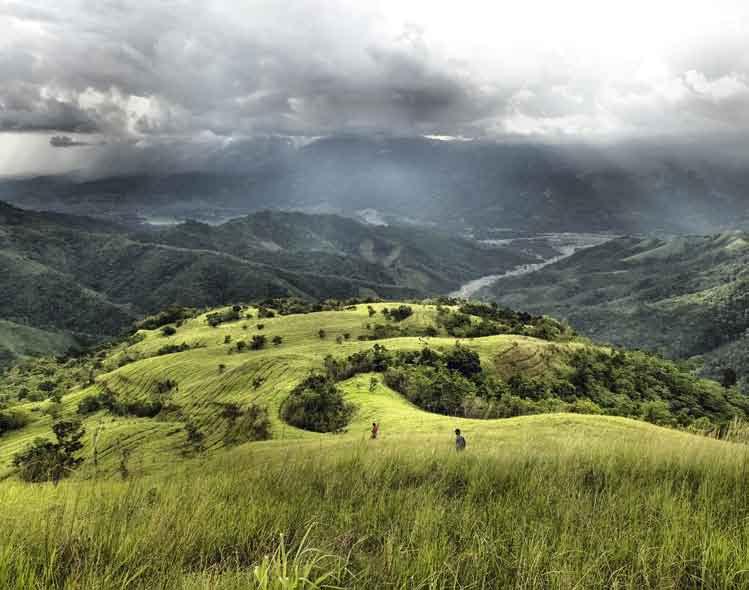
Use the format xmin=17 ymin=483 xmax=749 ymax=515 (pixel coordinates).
xmin=2 ymin=303 xmax=749 ymax=588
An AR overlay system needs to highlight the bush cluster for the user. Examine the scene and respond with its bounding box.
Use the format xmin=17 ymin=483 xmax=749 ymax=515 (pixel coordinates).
xmin=280 ymin=374 xmax=355 ymax=433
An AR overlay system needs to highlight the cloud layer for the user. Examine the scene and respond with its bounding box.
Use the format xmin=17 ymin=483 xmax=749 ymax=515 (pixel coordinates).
xmin=2 ymin=0 xmax=749 ymax=174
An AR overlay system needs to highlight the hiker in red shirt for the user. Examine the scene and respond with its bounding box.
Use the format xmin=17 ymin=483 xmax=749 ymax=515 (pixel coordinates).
xmin=371 ymin=422 xmax=379 ymax=439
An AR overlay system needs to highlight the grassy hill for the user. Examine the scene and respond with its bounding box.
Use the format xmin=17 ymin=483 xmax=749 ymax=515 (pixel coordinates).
xmin=3 ymin=303 xmax=749 ymax=587
xmin=2 ymin=300 xmax=743 ymax=477
xmin=0 ymin=201 xmax=534 ymax=366
xmin=0 ymin=303 xmax=745 ymax=587
xmin=485 ymin=232 xmax=749 ymax=383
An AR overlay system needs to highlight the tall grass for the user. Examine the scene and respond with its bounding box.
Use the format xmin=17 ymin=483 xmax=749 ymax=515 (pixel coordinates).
xmin=2 ymin=432 xmax=749 ymax=589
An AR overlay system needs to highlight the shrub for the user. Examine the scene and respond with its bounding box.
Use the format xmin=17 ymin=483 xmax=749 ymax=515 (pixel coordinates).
xmin=156 ymin=343 xmax=192 ymax=356
xmin=206 ymin=308 xmax=241 ymax=327
xmin=77 ymin=394 xmax=102 ymax=415
xmin=184 ymin=422 xmax=205 ymax=453
xmin=384 ymin=305 xmax=414 ymax=322
xmin=0 ymin=409 xmax=29 ymax=436
xmin=272 ymin=336 xmax=283 ymax=346
xmin=13 ymin=420 xmax=85 ymax=483
xmin=136 ymin=307 xmax=197 ymax=330
xmin=443 ymin=343 xmax=482 ymax=379
xmin=224 ymin=403 xmax=272 ymax=445
xmin=250 ymin=335 xmax=267 ymax=350
xmin=281 ymin=374 xmax=354 ymax=433
xmin=318 ymin=329 xmax=326 ymax=339
xmin=161 ymin=325 xmax=177 ymax=337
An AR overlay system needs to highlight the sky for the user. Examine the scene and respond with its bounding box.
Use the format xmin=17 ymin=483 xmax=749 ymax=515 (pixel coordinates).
xmin=1 ymin=0 xmax=749 ymax=176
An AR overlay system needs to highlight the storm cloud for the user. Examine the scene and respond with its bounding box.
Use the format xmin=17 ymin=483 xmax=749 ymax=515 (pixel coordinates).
xmin=2 ymin=0 xmax=749 ymax=174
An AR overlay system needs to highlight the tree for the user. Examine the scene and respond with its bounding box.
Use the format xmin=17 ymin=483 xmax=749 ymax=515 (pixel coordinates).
xmin=443 ymin=343 xmax=482 ymax=379
xmin=250 ymin=334 xmax=267 ymax=350
xmin=161 ymin=325 xmax=177 ymax=337
xmin=0 ymin=409 xmax=29 ymax=436
xmin=13 ymin=420 xmax=85 ymax=483
xmin=721 ymin=367 xmax=738 ymax=389
xmin=272 ymin=335 xmax=283 ymax=346
xmin=281 ymin=374 xmax=354 ymax=433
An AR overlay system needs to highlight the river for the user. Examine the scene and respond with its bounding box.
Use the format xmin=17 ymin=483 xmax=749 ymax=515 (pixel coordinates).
xmin=451 ymin=232 xmax=614 ymax=299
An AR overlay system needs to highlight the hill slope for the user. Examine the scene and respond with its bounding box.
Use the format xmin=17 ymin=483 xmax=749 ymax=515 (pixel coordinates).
xmin=485 ymin=232 xmax=749 ymax=379
xmin=2 ymin=302 xmax=749 ymax=588
xmin=1 ymin=301 xmax=743 ymax=478
xmin=0 ymin=202 xmax=533 ymax=365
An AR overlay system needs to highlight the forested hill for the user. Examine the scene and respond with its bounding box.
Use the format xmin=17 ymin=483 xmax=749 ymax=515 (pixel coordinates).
xmin=485 ymin=232 xmax=749 ymax=384
xmin=0 ymin=202 xmax=533 ymax=365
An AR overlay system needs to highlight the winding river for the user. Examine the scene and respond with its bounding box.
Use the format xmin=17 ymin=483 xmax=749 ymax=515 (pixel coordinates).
xmin=452 ymin=232 xmax=614 ymax=299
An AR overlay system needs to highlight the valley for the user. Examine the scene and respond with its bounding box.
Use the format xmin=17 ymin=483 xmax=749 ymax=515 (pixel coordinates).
xmin=452 ymin=232 xmax=615 ymax=298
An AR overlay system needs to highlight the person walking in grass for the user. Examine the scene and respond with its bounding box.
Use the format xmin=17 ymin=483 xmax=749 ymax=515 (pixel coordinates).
xmin=455 ymin=428 xmax=466 ymax=451
xmin=371 ymin=422 xmax=379 ymax=439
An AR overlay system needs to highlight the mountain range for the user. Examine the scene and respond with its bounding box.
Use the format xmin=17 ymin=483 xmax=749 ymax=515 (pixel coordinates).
xmin=0 ymin=200 xmax=533 ymax=365
xmin=3 ymin=137 xmax=749 ymax=234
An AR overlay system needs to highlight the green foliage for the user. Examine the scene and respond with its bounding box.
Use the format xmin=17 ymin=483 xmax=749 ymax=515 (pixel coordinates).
xmin=223 ymin=403 xmax=272 ymax=445
xmin=136 ymin=307 xmax=197 ymax=330
xmin=77 ymin=394 xmax=102 ymax=415
xmin=155 ymin=342 xmax=201 ymax=356
xmin=12 ymin=420 xmax=85 ymax=483
xmin=160 ymin=325 xmax=177 ymax=337
xmin=443 ymin=343 xmax=482 ymax=378
xmin=0 ymin=408 xmax=29 ymax=436
xmin=250 ymin=334 xmax=267 ymax=350
xmin=382 ymin=305 xmax=413 ymax=322
xmin=86 ymin=387 xmax=164 ymax=418
xmin=184 ymin=422 xmax=205 ymax=453
xmin=206 ymin=308 xmax=241 ymax=327
xmin=281 ymin=374 xmax=354 ymax=433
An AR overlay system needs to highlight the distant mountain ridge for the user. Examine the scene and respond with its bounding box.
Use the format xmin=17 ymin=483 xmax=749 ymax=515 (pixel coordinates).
xmin=0 ymin=201 xmax=533 ymax=365
xmin=3 ymin=137 xmax=749 ymax=234
xmin=484 ymin=231 xmax=749 ymax=383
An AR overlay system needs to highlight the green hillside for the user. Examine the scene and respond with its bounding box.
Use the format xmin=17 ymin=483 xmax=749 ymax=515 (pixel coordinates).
xmin=485 ymin=232 xmax=749 ymax=383
xmin=2 ymin=301 xmax=749 ymax=587
xmin=2 ymin=300 xmax=743 ymax=478
xmin=0 ymin=201 xmax=534 ymax=367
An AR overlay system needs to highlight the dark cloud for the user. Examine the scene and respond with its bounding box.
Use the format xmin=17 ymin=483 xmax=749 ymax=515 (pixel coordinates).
xmin=49 ymin=135 xmax=90 ymax=147
xmin=0 ymin=85 xmax=100 ymax=132
xmin=2 ymin=0 xmax=749 ymax=175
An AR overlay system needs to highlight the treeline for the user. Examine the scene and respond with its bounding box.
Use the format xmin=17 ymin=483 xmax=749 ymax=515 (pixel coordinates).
xmin=319 ymin=343 xmax=748 ymax=427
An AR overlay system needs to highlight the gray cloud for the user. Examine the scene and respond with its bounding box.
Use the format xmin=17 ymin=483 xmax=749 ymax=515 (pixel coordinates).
xmin=49 ymin=135 xmax=90 ymax=147
xmin=2 ymin=0 xmax=749 ymax=174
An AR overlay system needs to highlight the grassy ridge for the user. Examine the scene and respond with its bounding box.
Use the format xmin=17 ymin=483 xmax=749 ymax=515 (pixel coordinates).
xmin=3 ymin=302 xmax=749 ymax=588
xmin=0 ymin=303 xmax=574 ymax=476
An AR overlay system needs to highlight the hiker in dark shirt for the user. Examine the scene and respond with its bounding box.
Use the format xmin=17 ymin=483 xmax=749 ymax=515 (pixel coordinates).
xmin=371 ymin=422 xmax=379 ymax=439
xmin=455 ymin=428 xmax=466 ymax=451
